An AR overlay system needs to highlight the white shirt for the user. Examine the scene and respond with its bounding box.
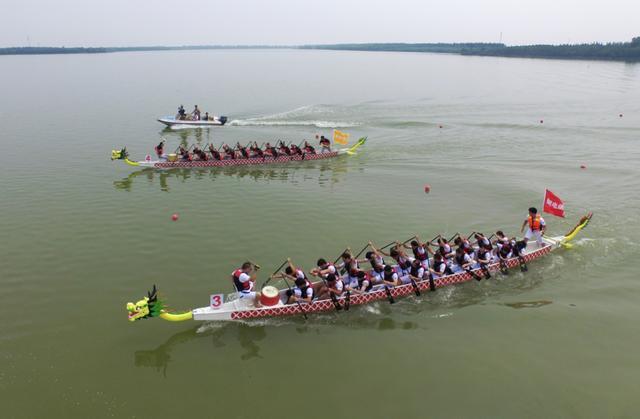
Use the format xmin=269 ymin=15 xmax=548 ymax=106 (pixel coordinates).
xmin=238 ymin=272 xmax=253 ymax=291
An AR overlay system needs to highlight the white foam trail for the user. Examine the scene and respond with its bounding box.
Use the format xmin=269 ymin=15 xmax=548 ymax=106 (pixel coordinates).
xmin=229 ymin=119 xmax=359 ymax=128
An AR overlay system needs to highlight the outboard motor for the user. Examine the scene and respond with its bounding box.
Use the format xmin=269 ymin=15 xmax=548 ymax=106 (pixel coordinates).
xmin=218 ymin=116 xmax=228 ymax=125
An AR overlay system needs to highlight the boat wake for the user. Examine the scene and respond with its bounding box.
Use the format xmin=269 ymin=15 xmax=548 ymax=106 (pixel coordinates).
xmin=229 ymin=105 xmax=361 ymax=128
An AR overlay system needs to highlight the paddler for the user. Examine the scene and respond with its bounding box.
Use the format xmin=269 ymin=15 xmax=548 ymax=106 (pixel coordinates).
xmin=231 ymin=262 xmax=262 ymax=305
xmin=453 ymin=246 xmax=475 ymax=273
xmin=289 ymin=143 xmax=303 ymax=155
xmin=402 ymin=236 xmax=432 ymax=269
xmin=235 ymin=142 xmax=250 ymax=159
xmin=349 ymin=271 xmax=373 ymax=293
xmin=208 ymin=144 xmax=221 ymax=160
xmin=408 ymin=258 xmax=425 ymax=282
xmin=250 ymin=142 xmax=264 ymax=157
xmin=316 ymin=273 xmax=345 ymax=300
xmin=303 ymin=141 xmax=316 ymax=154
xmin=277 ymin=141 xmax=292 ymax=155
xmin=263 ymin=142 xmax=278 ymax=157
xmin=192 ymin=145 xmax=207 ymax=161
xmin=521 ymin=207 xmax=546 ymax=247
xmin=178 ymin=145 xmax=191 ymax=161
xmin=286 ymin=277 xmax=315 ymax=304
xmin=429 ymin=253 xmax=450 ymax=279
xmin=382 ymin=265 xmax=401 ymax=287
xmin=310 ymin=258 xmax=337 ymax=279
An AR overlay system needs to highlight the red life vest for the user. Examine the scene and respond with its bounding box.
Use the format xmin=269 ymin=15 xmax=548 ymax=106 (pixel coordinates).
xmin=232 ymin=269 xmax=251 ymax=292
xmin=528 ymin=215 xmax=542 ymax=231
xmin=413 ymin=245 xmax=428 ymax=261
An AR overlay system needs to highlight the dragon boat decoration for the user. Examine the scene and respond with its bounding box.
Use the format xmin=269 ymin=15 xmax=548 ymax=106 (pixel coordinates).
xmin=111 ymin=137 xmax=366 ymax=170
xmin=126 ymin=213 xmax=592 ymax=323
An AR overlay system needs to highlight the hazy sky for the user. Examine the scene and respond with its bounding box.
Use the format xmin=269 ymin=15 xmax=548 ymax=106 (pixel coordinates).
xmin=1 ymin=0 xmax=638 ymax=47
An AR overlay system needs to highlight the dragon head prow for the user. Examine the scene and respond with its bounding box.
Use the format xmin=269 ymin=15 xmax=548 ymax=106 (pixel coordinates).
xmin=561 ymin=212 xmax=593 ymax=245
xmin=126 ymin=285 xmax=192 ymax=323
xmin=126 ymin=285 xmax=165 ymax=322
xmin=111 ymin=147 xmax=129 ymax=161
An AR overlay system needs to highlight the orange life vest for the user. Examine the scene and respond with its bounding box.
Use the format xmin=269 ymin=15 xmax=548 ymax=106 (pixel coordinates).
xmin=528 ymin=215 xmax=542 ymax=231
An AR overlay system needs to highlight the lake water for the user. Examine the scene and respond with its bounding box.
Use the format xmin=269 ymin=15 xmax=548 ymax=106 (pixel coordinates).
xmin=1 ymin=49 xmax=640 ymax=418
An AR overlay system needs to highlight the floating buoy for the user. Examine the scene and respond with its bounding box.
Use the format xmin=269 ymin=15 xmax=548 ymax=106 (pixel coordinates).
xmin=580 ymin=165 xmax=586 ymax=169
xmin=619 ymin=114 xmax=623 ymax=118
xmin=171 ymin=213 xmax=179 ymax=221
xmin=439 ymin=125 xmax=443 ymax=129
xmin=424 ymin=184 xmax=431 ymax=193
xmin=540 ymin=120 xmax=544 ymax=124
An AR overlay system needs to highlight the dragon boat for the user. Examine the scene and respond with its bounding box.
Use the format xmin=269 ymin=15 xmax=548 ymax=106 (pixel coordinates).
xmin=157 ymin=115 xmax=228 ymax=127
xmin=126 ymin=213 xmax=592 ymax=323
xmin=111 ymin=137 xmax=366 ymax=170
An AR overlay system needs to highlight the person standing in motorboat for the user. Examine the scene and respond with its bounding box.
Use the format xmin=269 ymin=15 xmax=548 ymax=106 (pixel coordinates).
xmin=177 ymin=105 xmax=186 ymax=120
xmin=191 ymin=105 xmax=201 ymax=121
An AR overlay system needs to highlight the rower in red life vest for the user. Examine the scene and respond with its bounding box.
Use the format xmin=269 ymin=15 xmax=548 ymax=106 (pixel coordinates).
xmin=401 ymin=236 xmax=433 ymax=270
xmin=235 ymin=142 xmax=250 ymax=159
xmin=493 ymin=230 xmax=510 ymax=255
xmin=429 ymin=253 xmax=451 ymax=279
xmin=382 ymin=265 xmax=401 ymax=287
xmin=192 ymin=145 xmax=208 ymax=161
xmin=521 ymin=207 xmax=546 ymax=247
xmin=277 ymin=141 xmax=292 ymax=155
xmin=263 ymin=142 xmax=278 ymax=157
xmin=249 ymin=142 xmax=264 ymax=157
xmin=473 ymin=233 xmax=491 ymax=250
xmin=453 ymin=246 xmax=475 ymax=273
xmin=317 ymin=273 xmax=345 ymax=300
xmin=289 ymin=143 xmax=302 ymax=155
xmin=336 ymin=251 xmax=359 ymax=280
xmin=350 ymin=271 xmax=373 ymax=293
xmin=221 ymin=144 xmax=234 ymax=160
xmin=208 ymin=144 xmax=221 ymax=160
xmin=178 ymin=145 xmax=191 ymax=161
xmin=408 ymin=258 xmax=425 ymax=283
xmin=303 ymin=141 xmax=316 ymax=154
xmin=286 ymin=277 xmax=315 ymax=304
xmin=310 ymin=258 xmax=337 ymax=279
xmin=231 ymin=262 xmax=261 ymax=306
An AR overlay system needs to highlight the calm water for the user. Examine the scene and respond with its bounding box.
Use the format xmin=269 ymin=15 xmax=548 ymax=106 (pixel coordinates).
xmin=1 ymin=49 xmax=640 ymax=418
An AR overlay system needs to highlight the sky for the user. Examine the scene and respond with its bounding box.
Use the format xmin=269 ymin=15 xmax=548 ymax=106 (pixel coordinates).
xmin=0 ymin=0 xmax=638 ymax=47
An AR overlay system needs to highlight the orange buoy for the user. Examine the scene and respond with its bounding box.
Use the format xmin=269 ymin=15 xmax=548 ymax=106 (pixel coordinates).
xmin=260 ymin=286 xmax=280 ymax=306
xmin=424 ymin=184 xmax=431 ymax=193
xmin=171 ymin=213 xmax=179 ymax=221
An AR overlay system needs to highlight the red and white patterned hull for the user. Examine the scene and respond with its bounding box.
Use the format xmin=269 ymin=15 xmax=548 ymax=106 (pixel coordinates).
xmin=135 ymin=151 xmax=341 ymax=169
xmin=192 ymin=239 xmax=556 ymax=322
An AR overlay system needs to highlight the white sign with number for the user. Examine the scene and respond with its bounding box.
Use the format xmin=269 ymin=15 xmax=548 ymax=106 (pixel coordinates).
xmin=210 ymin=293 xmax=224 ymax=309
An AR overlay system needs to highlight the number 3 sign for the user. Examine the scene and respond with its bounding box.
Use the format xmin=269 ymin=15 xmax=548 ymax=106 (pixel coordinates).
xmin=210 ymin=294 xmax=224 ymax=309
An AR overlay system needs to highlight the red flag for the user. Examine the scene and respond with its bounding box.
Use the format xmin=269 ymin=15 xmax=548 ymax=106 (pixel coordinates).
xmin=543 ymin=189 xmax=565 ymax=218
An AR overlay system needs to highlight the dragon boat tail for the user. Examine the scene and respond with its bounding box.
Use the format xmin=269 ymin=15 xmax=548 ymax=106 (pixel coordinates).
xmin=111 ymin=137 xmax=367 ymax=169
xmin=125 ymin=213 xmax=592 ymax=323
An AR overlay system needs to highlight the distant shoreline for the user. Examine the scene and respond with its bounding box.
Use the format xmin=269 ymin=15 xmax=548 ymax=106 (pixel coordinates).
xmin=1 ymin=39 xmax=639 ymax=61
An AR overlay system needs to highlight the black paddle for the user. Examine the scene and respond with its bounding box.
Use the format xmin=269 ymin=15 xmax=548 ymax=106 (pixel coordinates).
xmin=465 ymin=267 xmax=483 ymax=282
xmin=344 ymin=290 xmax=351 ymax=311
xmin=384 ymin=285 xmax=396 ymax=304
xmin=410 ymin=278 xmax=421 ymax=296
xmin=260 ymin=259 xmax=288 ymax=289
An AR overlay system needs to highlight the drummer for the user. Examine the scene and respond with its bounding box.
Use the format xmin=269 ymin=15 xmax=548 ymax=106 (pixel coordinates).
xmin=231 ymin=262 xmax=261 ymax=305
xmin=154 ymin=140 xmax=166 ymax=159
